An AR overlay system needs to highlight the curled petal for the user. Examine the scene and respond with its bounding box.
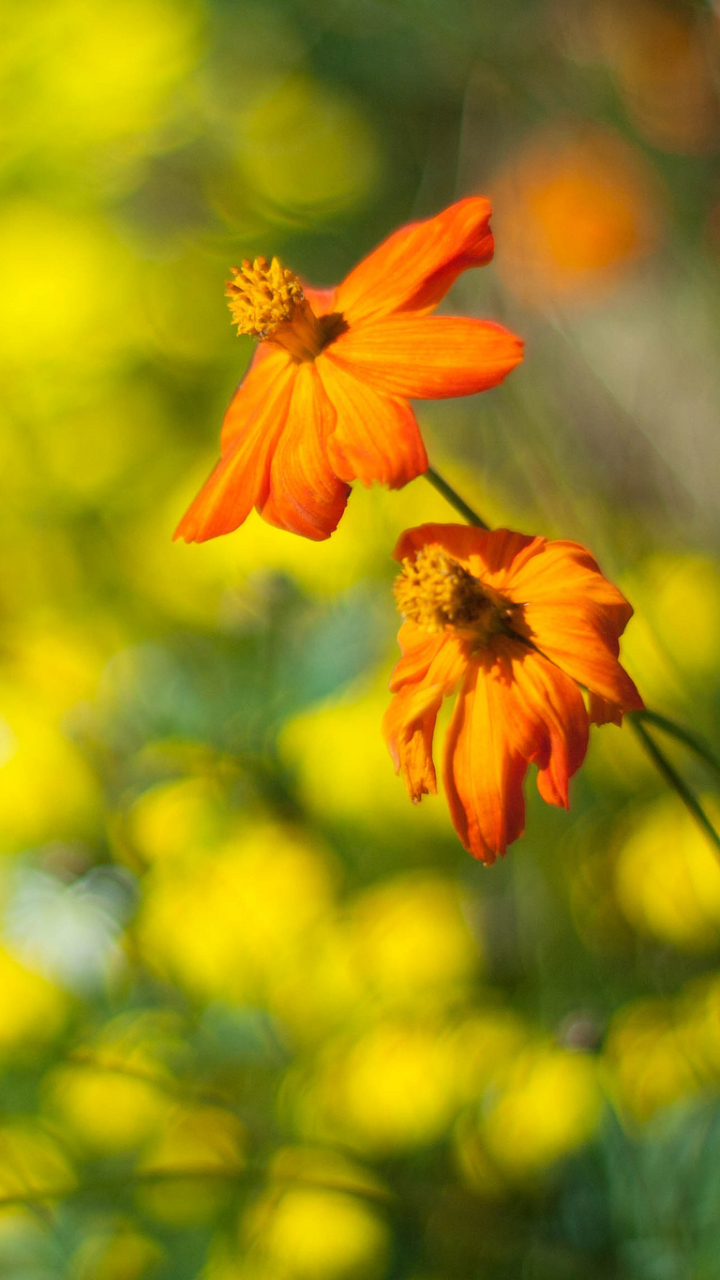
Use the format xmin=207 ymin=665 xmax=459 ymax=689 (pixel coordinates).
xmin=318 ymin=353 xmax=427 ymax=487
xmin=383 ymin=682 xmax=445 ymax=802
xmin=501 ymin=641 xmax=589 ymax=809
xmin=443 ymin=654 xmax=528 ymax=865
xmin=259 ymin=362 xmax=350 ymax=541
xmin=335 ymin=197 xmax=494 ymax=325
xmin=384 ymin=634 xmax=469 ymax=801
xmin=174 ymin=360 xmax=296 ymax=543
xmin=442 ymin=642 xmax=589 ymax=863
xmin=329 ymin=316 xmax=523 ymax=400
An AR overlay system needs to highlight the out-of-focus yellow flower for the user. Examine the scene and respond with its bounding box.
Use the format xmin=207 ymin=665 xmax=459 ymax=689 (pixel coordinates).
xmin=604 ymin=997 xmax=704 ymax=1122
xmin=281 ymin=682 xmax=454 ymax=835
xmin=137 ymin=1105 xmax=246 ymax=1225
xmin=234 ymin=74 xmax=381 ymax=217
xmin=615 ymin=795 xmax=720 ymax=951
xmin=350 ymin=873 xmax=480 ymax=1008
xmin=449 ymin=1012 xmax=530 ymax=1105
xmin=248 ymin=1187 xmax=389 ymax=1280
xmin=0 ymin=702 xmax=101 ymax=851
xmin=591 ymin=0 xmax=720 ymax=155
xmin=0 ymin=945 xmax=68 ymax=1054
xmin=47 ymin=1065 xmax=173 ymax=1154
xmin=44 ymin=1010 xmax=183 ymax=1152
xmin=1 ymin=0 xmax=201 ymax=164
xmin=127 ymin=776 xmax=232 ymax=868
xmin=493 ymin=126 xmax=661 ymax=304
xmin=302 ymin=1021 xmax=459 ymax=1155
xmin=481 ymin=1046 xmax=602 ymax=1174
xmin=244 ymin=1154 xmax=389 ymax=1280
xmin=69 ymin=1221 xmax=164 ymax=1280
xmin=0 ymin=202 xmax=140 ymax=368
xmin=620 ymin=554 xmax=720 ymax=707
xmin=137 ymin=824 xmax=337 ymax=1003
xmin=0 ymin=1123 xmax=74 ymax=1202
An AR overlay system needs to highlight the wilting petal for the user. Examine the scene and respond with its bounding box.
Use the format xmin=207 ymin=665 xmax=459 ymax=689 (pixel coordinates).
xmin=259 ymin=362 xmax=350 ymax=541
xmin=317 ymin=353 xmax=427 ymax=487
xmin=588 ymin=693 xmax=625 ymax=727
xmin=521 ymin=601 xmax=643 ymax=712
xmin=220 ymin=344 xmax=293 ymax=452
xmin=335 ymin=197 xmax=494 ymax=325
xmin=329 ymin=316 xmax=523 ymax=400
xmin=501 ymin=640 xmax=589 ymax=809
xmin=443 ymin=652 xmax=528 ymax=864
xmin=384 ymin=633 xmax=469 ymax=801
xmin=174 ymin=360 xmax=297 ymax=543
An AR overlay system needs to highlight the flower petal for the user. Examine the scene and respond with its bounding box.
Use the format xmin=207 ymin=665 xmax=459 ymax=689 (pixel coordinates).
xmin=500 ymin=640 xmax=589 ymax=809
xmin=442 ymin=651 xmax=528 ymax=864
xmin=259 ymin=361 xmax=351 ymax=541
xmin=523 ymin=602 xmax=644 ymax=712
xmin=335 ymin=197 xmax=494 ymax=324
xmin=220 ymin=343 xmax=293 ymax=452
xmin=174 ymin=359 xmax=296 ymax=543
xmin=328 ymin=316 xmax=523 ymax=400
xmin=383 ymin=633 xmax=469 ymax=802
xmin=317 ymin=353 xmax=428 ymax=487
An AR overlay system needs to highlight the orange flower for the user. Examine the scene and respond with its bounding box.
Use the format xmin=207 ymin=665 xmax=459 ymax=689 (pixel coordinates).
xmin=175 ymin=200 xmax=523 ymax=543
xmin=383 ymin=524 xmax=643 ymax=864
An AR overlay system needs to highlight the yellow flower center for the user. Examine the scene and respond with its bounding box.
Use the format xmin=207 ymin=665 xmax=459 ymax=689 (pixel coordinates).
xmin=226 ymin=256 xmax=344 ymax=362
xmin=394 ymin=547 xmax=516 ymax=644
xmin=227 ymin=257 xmax=304 ymax=337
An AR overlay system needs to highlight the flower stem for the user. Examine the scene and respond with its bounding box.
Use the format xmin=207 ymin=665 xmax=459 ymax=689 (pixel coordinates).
xmin=424 ymin=467 xmax=489 ymax=529
xmin=631 ymin=709 xmax=720 ymax=783
xmin=629 ymin=715 xmax=720 ymax=856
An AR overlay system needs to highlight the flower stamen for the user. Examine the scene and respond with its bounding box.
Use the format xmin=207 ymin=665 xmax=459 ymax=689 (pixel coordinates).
xmin=226 ymin=257 xmax=304 ymax=337
xmin=394 ymin=546 xmax=516 ymax=643
xmin=226 ymin=256 xmax=328 ymax=362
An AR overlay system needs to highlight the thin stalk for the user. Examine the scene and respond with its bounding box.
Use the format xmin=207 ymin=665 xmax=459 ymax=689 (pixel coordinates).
xmin=424 ymin=467 xmax=489 ymax=528
xmin=631 ymin=709 xmax=720 ymax=783
xmin=630 ymin=717 xmax=720 ymax=856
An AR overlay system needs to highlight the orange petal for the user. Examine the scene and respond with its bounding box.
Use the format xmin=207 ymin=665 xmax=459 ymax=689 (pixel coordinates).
xmin=443 ymin=653 xmax=528 ymax=864
xmin=317 ymin=353 xmax=427 ymax=487
xmin=174 ymin=360 xmax=296 ymax=543
xmin=301 ymin=284 xmax=337 ymax=316
xmin=500 ymin=640 xmax=589 ymax=809
xmin=506 ymin=538 xmax=634 ymax=623
xmin=335 ymin=198 xmax=494 ymax=324
xmin=383 ymin=683 xmax=444 ymax=802
xmin=588 ymin=693 xmax=625 ymax=727
xmin=521 ymin=602 xmax=643 ymax=712
xmin=329 ymin=316 xmax=523 ymax=400
xmin=220 ymin=344 xmax=293 ymax=452
xmin=259 ymin=361 xmax=350 ymax=541
xmin=384 ymin=634 xmax=469 ymax=802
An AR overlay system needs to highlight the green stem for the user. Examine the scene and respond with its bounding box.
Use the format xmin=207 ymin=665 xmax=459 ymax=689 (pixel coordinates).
xmin=631 ymin=709 xmax=720 ymax=782
xmin=424 ymin=467 xmax=489 ymax=529
xmin=629 ymin=717 xmax=720 ymax=857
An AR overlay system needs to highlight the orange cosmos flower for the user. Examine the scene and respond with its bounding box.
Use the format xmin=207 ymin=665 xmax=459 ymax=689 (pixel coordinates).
xmin=175 ymin=200 xmax=523 ymax=543
xmin=383 ymin=524 xmax=643 ymax=864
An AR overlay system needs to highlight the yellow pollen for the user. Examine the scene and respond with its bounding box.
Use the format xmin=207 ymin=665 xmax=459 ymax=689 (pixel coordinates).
xmin=226 ymin=256 xmax=305 ymax=338
xmin=394 ymin=547 xmax=515 ymax=641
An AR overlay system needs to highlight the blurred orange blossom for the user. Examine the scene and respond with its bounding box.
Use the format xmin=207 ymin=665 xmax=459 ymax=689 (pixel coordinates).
xmin=493 ymin=127 xmax=661 ymax=303
xmin=383 ymin=524 xmax=643 ymax=863
xmin=175 ymin=199 xmax=523 ymax=543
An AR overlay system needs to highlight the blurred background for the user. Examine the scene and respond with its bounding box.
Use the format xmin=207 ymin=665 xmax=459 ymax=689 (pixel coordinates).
xmin=1 ymin=0 xmax=720 ymax=1276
